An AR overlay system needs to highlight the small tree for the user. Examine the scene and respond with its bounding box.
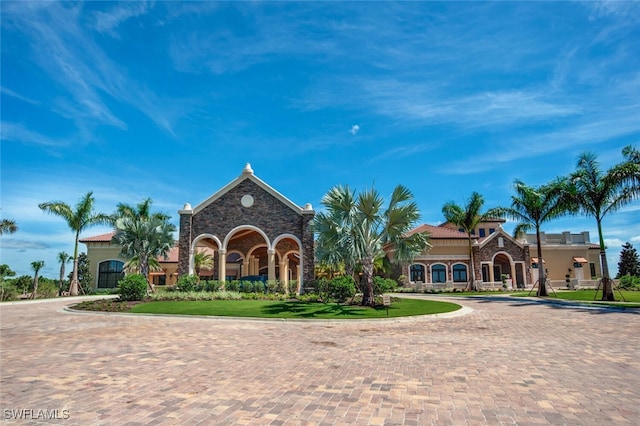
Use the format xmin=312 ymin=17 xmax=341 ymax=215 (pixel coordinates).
xmin=30 ymin=260 xmax=45 ymax=299
xmin=57 ymin=252 xmax=71 ymax=296
xmin=617 ymin=242 xmax=640 ymax=278
xmin=68 ymin=253 xmax=93 ymax=295
xmin=194 ymin=250 xmax=214 ymax=279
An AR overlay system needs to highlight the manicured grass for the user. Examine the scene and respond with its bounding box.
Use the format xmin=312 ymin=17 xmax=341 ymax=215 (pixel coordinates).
xmin=511 ymin=289 xmax=640 ymax=307
xmin=129 ymin=298 xmax=461 ymax=319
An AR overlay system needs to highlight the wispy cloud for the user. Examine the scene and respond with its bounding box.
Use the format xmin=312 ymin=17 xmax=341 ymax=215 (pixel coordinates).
xmin=1 ymin=86 xmax=40 ymax=105
xmin=0 ymin=122 xmax=72 ymax=147
xmin=350 ymin=124 xmax=360 ymax=135
xmin=92 ymin=1 xmax=151 ymax=37
xmin=2 ymin=2 xmax=179 ymax=136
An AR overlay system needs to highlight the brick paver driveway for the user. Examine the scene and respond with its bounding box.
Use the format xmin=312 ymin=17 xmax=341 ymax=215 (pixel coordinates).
xmin=1 ymin=295 xmax=639 ymax=425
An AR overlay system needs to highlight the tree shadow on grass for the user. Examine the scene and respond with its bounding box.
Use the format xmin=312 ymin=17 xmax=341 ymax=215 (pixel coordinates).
xmin=261 ymin=302 xmax=367 ymax=318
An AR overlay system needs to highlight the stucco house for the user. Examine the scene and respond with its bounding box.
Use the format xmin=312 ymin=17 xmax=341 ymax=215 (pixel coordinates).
xmin=402 ymin=219 xmax=602 ymax=290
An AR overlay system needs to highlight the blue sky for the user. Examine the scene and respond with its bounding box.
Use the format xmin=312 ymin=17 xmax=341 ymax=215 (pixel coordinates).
xmin=1 ymin=1 xmax=639 ymax=278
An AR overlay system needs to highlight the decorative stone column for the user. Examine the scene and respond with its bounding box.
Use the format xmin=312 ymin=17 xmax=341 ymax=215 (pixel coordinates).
xmin=178 ymin=203 xmax=193 ymax=277
xmin=267 ymin=249 xmax=276 ymax=281
xmin=218 ymin=249 xmax=227 ymax=282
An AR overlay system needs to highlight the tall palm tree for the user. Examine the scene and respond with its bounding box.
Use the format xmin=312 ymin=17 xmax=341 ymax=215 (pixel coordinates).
xmin=0 ymin=218 xmax=18 ymax=235
xmin=39 ymin=192 xmax=111 ymax=296
xmin=57 ymin=252 xmax=71 ymax=296
xmin=315 ymin=184 xmax=429 ymax=306
xmin=30 ymin=260 xmax=45 ymax=299
xmin=442 ymin=192 xmax=505 ymax=291
xmin=503 ymin=179 xmax=570 ymax=296
xmin=568 ymin=150 xmax=639 ymax=301
xmin=112 ymin=214 xmax=175 ymax=293
xmin=193 ymin=250 xmax=214 ymax=279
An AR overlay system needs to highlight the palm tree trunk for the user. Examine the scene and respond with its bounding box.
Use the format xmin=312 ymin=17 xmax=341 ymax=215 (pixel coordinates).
xmin=70 ymin=233 xmax=80 ymax=296
xmin=536 ymin=227 xmax=548 ymax=297
xmin=361 ymin=258 xmax=375 ymax=307
xmin=31 ymin=272 xmax=39 ymax=299
xmin=596 ymin=219 xmax=615 ymax=301
xmin=59 ymin=263 xmax=65 ymax=296
xmin=467 ymin=236 xmax=475 ymax=291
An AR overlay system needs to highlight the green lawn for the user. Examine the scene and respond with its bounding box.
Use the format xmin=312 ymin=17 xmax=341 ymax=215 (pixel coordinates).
xmin=511 ymin=289 xmax=640 ymax=307
xmin=129 ymin=298 xmax=461 ymax=319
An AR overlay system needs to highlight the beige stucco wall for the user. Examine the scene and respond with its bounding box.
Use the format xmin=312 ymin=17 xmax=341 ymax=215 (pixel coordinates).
xmin=83 ymin=242 xmax=125 ymax=289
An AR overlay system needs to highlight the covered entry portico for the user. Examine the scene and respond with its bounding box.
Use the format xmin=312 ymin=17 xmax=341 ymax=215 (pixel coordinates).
xmin=177 ymin=164 xmax=315 ymax=293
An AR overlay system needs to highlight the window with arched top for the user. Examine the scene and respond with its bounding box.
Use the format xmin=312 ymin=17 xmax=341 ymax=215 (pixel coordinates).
xmin=410 ymin=264 xmax=425 ymax=282
xmin=453 ymin=264 xmax=468 ymax=282
xmin=431 ymin=264 xmax=446 ymax=283
xmin=98 ymin=260 xmax=124 ymax=289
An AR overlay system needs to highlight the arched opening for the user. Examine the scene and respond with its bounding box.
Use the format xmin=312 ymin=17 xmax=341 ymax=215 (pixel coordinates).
xmin=431 ymin=264 xmax=446 ymax=283
xmin=97 ymin=260 xmax=124 ymax=289
xmin=452 ymin=263 xmax=468 ymax=283
xmin=410 ymin=264 xmax=425 ymax=283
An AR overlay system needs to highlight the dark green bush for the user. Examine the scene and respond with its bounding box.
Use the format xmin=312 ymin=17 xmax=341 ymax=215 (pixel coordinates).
xmin=118 ymin=274 xmax=148 ymax=301
xmin=373 ymin=276 xmax=398 ymax=295
xmin=328 ymin=276 xmax=356 ymax=303
xmin=176 ymin=274 xmax=199 ymax=292
xmin=202 ymin=280 xmax=222 ymax=292
xmin=225 ymin=280 xmax=240 ymax=292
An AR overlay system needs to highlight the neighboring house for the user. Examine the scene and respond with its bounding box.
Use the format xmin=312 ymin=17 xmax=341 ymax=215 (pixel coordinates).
xmin=402 ymin=219 xmax=602 ymax=290
xmin=81 ymin=164 xmax=316 ymax=292
xmin=79 ymin=232 xmax=180 ymax=289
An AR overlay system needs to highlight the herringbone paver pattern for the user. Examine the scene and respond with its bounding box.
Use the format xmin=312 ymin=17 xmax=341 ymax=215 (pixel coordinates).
xmin=1 ymin=295 xmax=638 ymax=425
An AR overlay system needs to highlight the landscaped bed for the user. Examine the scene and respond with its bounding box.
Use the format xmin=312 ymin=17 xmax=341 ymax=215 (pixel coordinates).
xmin=72 ymin=297 xmax=461 ymax=319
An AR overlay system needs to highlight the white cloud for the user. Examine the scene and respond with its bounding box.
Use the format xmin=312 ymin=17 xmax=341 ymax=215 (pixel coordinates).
xmin=350 ymin=124 xmax=360 ymax=135
xmin=92 ymin=2 xmax=151 ymax=37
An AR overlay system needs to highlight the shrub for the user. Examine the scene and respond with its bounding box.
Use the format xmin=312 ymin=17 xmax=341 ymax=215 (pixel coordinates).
xmin=118 ymin=274 xmax=148 ymax=301
xmin=0 ymin=282 xmax=18 ymax=301
xmin=266 ymin=280 xmax=285 ymax=294
xmin=618 ymin=275 xmax=640 ymax=290
xmin=373 ymin=276 xmax=397 ymax=295
xmin=176 ymin=274 xmax=199 ymax=292
xmin=36 ymin=281 xmax=59 ymax=299
xmin=328 ymin=276 xmax=356 ymax=303
xmin=202 ymin=280 xmax=222 ymax=292
xmin=288 ymin=280 xmax=298 ymax=294
xmin=225 ymin=280 xmax=240 ymax=292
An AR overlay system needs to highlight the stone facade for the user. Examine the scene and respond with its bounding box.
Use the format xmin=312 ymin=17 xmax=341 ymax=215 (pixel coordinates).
xmin=177 ymin=165 xmax=315 ymax=290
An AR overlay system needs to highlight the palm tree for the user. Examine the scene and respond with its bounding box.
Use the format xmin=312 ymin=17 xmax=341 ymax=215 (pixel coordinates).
xmin=315 ymin=184 xmax=429 ymax=306
xmin=0 ymin=218 xmax=18 ymax=235
xmin=30 ymin=260 xmax=45 ymax=299
xmin=57 ymin=252 xmax=71 ymax=296
xmin=502 ymin=179 xmax=570 ymax=296
xmin=193 ymin=250 xmax=214 ymax=279
xmin=113 ymin=198 xmax=170 ymax=222
xmin=112 ymin=214 xmax=175 ymax=293
xmin=39 ymin=192 xmax=111 ymax=296
xmin=442 ymin=192 xmax=505 ymax=291
xmin=568 ymin=150 xmax=639 ymax=301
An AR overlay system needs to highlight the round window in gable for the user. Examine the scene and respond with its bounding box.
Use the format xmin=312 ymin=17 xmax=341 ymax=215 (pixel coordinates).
xmin=241 ymin=194 xmax=254 ymax=208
